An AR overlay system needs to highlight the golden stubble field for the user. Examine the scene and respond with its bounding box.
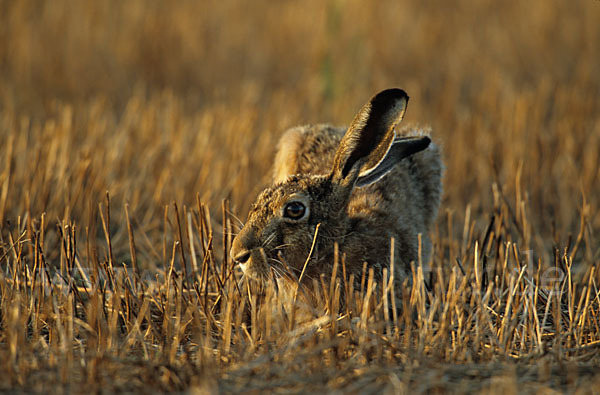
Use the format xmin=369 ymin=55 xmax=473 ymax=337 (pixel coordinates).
xmin=1 ymin=0 xmax=599 ymax=393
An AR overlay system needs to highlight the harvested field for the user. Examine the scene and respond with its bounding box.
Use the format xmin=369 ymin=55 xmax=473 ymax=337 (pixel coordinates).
xmin=1 ymin=0 xmax=599 ymax=393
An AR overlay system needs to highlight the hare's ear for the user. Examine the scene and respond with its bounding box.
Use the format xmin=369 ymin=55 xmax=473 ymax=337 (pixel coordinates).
xmin=332 ymin=89 xmax=424 ymax=187
xmin=356 ymin=134 xmax=430 ymax=186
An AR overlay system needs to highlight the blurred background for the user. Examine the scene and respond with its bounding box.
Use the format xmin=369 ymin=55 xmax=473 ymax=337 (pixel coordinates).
xmin=0 ymin=0 xmax=599 ymax=267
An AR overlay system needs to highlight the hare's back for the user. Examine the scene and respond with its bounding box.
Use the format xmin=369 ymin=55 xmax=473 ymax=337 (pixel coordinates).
xmin=272 ymin=125 xmax=344 ymax=183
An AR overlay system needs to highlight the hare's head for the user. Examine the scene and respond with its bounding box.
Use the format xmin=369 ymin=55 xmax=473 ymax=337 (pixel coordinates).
xmin=231 ymin=89 xmax=430 ymax=281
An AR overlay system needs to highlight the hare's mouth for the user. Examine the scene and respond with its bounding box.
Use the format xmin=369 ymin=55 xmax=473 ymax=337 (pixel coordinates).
xmin=238 ymin=260 xmax=261 ymax=277
xmin=236 ymin=249 xmax=270 ymax=279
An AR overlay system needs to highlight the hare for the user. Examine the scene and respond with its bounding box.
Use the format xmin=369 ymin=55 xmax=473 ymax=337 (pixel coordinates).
xmin=231 ymin=89 xmax=442 ymax=298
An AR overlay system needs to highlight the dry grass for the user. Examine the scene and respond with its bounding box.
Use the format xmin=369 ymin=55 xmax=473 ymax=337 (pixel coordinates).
xmin=1 ymin=0 xmax=600 ymax=393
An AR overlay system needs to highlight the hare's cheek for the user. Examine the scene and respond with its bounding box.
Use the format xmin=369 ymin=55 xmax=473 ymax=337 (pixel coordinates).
xmin=281 ymin=228 xmax=313 ymax=269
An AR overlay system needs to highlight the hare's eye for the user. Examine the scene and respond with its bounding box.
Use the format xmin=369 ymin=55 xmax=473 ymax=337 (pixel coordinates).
xmin=283 ymin=201 xmax=306 ymax=220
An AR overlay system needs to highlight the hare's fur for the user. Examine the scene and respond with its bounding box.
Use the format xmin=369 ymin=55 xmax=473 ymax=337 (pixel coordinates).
xmin=231 ymin=89 xmax=443 ymax=298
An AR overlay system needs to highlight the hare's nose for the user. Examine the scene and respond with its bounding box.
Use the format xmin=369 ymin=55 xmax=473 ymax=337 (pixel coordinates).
xmin=231 ymin=225 xmax=259 ymax=264
xmin=233 ymin=250 xmax=251 ymax=264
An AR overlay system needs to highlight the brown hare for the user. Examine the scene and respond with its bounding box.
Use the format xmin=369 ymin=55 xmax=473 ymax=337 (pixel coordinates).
xmin=231 ymin=89 xmax=442 ymax=300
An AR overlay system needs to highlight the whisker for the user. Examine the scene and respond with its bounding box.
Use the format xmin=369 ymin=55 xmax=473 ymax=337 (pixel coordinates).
xmin=269 ymin=255 xmax=298 ymax=274
xmin=268 ymin=257 xmax=285 ymax=266
xmin=262 ymin=232 xmax=277 ymax=248
xmin=226 ymin=209 xmax=245 ymax=228
xmin=269 ymin=267 xmax=280 ymax=280
xmin=266 ymin=232 xmax=278 ymax=247
xmin=275 ymin=268 xmax=288 ymax=281
xmin=268 ymin=261 xmax=293 ymax=281
xmin=269 ymin=243 xmax=293 ymax=250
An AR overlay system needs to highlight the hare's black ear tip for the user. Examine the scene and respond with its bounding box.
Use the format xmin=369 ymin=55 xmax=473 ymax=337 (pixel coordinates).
xmin=374 ymin=88 xmax=409 ymax=104
xmin=405 ymin=136 xmax=431 ymax=154
xmin=389 ymin=88 xmax=409 ymax=100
